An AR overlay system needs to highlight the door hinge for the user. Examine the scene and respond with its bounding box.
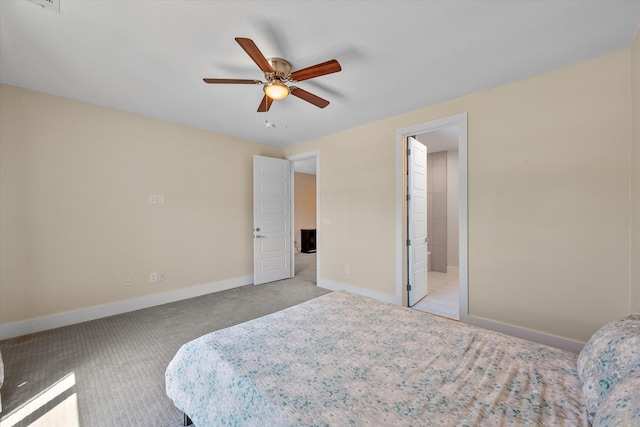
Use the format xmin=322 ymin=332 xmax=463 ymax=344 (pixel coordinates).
xmin=406 ymin=194 xmax=411 ymax=201
xmin=406 ymin=147 xmax=411 ymax=155
xmin=406 ymin=239 xmax=411 ymax=246
xmin=407 ymin=282 xmax=412 ymax=291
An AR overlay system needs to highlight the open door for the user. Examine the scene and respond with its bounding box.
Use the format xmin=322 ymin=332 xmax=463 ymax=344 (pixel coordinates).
xmin=253 ymin=155 xmax=292 ymax=285
xmin=407 ymin=137 xmax=428 ymax=306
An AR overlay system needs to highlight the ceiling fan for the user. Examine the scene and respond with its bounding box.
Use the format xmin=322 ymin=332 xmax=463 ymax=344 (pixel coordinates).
xmin=203 ymin=37 xmax=342 ymax=112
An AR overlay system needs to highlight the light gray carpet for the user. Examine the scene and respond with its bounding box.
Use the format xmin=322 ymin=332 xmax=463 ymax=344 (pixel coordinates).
xmin=0 ymin=258 xmax=326 ymax=426
xmin=294 ymin=252 xmax=317 ymax=283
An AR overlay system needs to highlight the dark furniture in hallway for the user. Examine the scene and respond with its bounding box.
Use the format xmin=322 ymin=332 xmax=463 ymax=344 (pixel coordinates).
xmin=301 ymin=229 xmax=316 ymax=253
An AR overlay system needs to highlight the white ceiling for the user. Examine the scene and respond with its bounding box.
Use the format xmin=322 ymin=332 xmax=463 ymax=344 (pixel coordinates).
xmin=2 ymin=1 xmax=639 ymax=148
xmin=415 ymin=126 xmax=459 ymax=154
xmin=293 ymin=158 xmax=316 ymax=176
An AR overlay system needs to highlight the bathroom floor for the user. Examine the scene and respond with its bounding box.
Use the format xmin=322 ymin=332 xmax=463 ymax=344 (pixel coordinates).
xmin=412 ymin=269 xmax=459 ymax=320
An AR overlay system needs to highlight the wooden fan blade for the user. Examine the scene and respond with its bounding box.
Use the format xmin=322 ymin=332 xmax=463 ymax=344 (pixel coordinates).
xmin=290 ymin=59 xmax=341 ymax=82
xmin=235 ymin=37 xmax=274 ymax=74
xmin=203 ymin=78 xmax=262 ymax=84
xmin=257 ymin=95 xmax=274 ymax=112
xmin=290 ymin=87 xmax=330 ymax=108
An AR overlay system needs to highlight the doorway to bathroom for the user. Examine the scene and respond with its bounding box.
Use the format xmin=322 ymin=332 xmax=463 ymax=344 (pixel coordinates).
xmin=396 ymin=113 xmax=468 ymax=321
xmin=411 ymin=128 xmax=460 ymax=319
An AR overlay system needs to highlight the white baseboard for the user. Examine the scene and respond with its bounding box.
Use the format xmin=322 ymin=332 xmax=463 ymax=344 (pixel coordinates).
xmin=318 ymin=279 xmax=398 ymax=304
xmin=0 ymin=276 xmax=253 ymax=340
xmin=463 ymin=314 xmax=586 ymax=354
xmin=4 ymin=275 xmax=586 ymax=355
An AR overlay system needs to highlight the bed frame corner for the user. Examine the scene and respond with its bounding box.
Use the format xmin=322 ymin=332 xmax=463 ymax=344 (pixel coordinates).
xmin=183 ymin=413 xmax=193 ymax=426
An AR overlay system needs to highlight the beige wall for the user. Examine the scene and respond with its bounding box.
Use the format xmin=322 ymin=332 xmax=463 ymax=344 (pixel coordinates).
xmin=286 ymin=50 xmax=633 ymax=342
xmin=294 ymin=172 xmax=316 ymax=251
xmin=0 ymin=84 xmax=283 ymax=324
xmin=287 ymin=124 xmax=398 ymax=296
xmin=631 ymin=27 xmax=640 ymax=312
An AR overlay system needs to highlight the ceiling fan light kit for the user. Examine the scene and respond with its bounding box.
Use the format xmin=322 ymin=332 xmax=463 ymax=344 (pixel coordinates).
xmin=204 ymin=37 xmax=341 ymax=112
xmin=264 ymin=81 xmax=289 ymax=100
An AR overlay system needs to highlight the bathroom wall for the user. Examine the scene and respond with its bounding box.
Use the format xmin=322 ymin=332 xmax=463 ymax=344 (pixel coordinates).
xmin=428 ymin=151 xmax=447 ymax=272
xmin=446 ymin=150 xmax=459 ymax=270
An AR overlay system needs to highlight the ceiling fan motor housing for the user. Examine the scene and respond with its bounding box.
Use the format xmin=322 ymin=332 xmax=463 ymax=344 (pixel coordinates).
xmin=267 ymin=57 xmax=292 ymax=82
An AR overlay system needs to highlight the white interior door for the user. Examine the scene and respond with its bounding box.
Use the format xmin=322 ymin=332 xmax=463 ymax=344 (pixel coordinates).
xmin=253 ymin=155 xmax=292 ymax=285
xmin=407 ymin=137 xmax=428 ymax=306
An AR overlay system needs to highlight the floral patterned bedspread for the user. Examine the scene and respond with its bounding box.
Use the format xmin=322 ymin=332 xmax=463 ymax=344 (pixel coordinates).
xmin=165 ymin=291 xmax=588 ymax=426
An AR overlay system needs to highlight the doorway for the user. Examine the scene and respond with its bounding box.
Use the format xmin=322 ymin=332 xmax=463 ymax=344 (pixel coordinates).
xmin=288 ymin=150 xmax=320 ymax=285
xmin=395 ymin=113 xmax=468 ymax=321
xmin=411 ymin=128 xmax=460 ymax=319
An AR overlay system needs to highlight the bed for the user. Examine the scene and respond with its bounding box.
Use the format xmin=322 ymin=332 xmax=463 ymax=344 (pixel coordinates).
xmin=166 ymin=291 xmax=640 ymax=426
